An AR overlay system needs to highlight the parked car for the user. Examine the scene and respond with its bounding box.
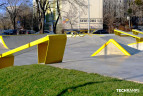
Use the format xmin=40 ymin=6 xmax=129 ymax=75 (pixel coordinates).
xmin=137 ymin=29 xmax=143 ymax=31
xmin=132 ymin=25 xmax=138 ymax=29
xmin=26 ymin=30 xmax=36 ymax=34
xmin=1 ymin=33 xmax=7 ymax=35
xmin=19 ymin=30 xmax=26 ymax=34
xmin=44 ymin=30 xmax=50 ymax=33
xmin=4 ymin=29 xmax=17 ymax=35
xmin=35 ymin=30 xmax=54 ymax=34
xmin=92 ymin=30 xmax=109 ymax=34
xmin=35 ymin=32 xmax=40 ymax=34
xmin=66 ymin=32 xmax=72 ymax=34
xmin=44 ymin=30 xmax=54 ymax=34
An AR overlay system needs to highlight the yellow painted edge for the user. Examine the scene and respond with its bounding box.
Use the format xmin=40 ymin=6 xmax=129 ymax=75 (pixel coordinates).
xmin=110 ymin=39 xmax=131 ymax=56
xmin=44 ymin=42 xmax=49 ymax=64
xmin=132 ymin=29 xmax=143 ymax=34
xmin=91 ymin=39 xmax=131 ymax=57
xmin=114 ymin=29 xmax=141 ymax=39
xmin=37 ymin=43 xmax=39 ymax=63
xmin=0 ymin=36 xmax=9 ymax=49
xmin=0 ymin=35 xmax=50 ymax=58
xmin=128 ymin=41 xmax=143 ymax=45
xmin=91 ymin=39 xmax=111 ymax=57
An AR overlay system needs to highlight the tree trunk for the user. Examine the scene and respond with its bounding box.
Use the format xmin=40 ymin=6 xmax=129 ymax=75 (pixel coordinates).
xmin=13 ymin=18 xmax=16 ymax=29
xmin=53 ymin=15 xmax=60 ymax=34
xmin=53 ymin=0 xmax=60 ymax=34
xmin=70 ymin=21 xmax=73 ymax=29
xmin=11 ymin=16 xmax=16 ymax=29
xmin=40 ymin=14 xmax=45 ymax=34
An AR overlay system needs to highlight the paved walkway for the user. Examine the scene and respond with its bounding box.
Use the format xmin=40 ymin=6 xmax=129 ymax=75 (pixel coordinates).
xmin=13 ymin=34 xmax=143 ymax=83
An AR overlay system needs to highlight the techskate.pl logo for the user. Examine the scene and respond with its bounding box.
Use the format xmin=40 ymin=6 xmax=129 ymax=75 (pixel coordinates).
xmin=116 ymin=89 xmax=140 ymax=93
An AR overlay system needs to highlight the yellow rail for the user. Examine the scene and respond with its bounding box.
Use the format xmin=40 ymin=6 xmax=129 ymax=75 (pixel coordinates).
xmin=114 ymin=29 xmax=143 ymax=42
xmin=0 ymin=35 xmax=49 ymax=58
xmin=132 ymin=29 xmax=143 ymax=35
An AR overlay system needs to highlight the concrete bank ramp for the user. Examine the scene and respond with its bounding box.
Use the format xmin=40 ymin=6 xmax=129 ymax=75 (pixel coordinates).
xmin=91 ymin=39 xmax=140 ymax=56
xmin=1 ymin=34 xmax=47 ymax=49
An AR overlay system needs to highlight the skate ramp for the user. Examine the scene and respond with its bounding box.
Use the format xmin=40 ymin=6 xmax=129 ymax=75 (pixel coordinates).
xmin=0 ymin=34 xmax=47 ymax=49
xmin=0 ymin=34 xmax=47 ymax=57
xmin=91 ymin=39 xmax=140 ymax=57
xmin=0 ymin=34 xmax=67 ymax=69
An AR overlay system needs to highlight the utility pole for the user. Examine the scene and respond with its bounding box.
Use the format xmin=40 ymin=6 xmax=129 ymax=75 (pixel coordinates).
xmin=88 ymin=0 xmax=90 ymax=33
xmin=78 ymin=5 xmax=80 ymax=30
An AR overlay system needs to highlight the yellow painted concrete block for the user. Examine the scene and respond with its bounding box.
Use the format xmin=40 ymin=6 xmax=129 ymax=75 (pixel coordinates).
xmin=38 ymin=42 xmax=48 ymax=64
xmin=38 ymin=35 xmax=67 ymax=64
xmin=0 ymin=56 xmax=14 ymax=69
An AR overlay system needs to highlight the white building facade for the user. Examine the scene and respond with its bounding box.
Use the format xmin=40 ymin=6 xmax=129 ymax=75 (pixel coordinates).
xmin=61 ymin=0 xmax=103 ymax=30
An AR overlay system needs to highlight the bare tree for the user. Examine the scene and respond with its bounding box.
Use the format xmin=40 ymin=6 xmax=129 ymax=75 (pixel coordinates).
xmin=55 ymin=0 xmax=87 ymax=32
xmin=18 ymin=4 xmax=33 ymax=30
xmin=127 ymin=0 xmax=143 ymax=25
xmin=0 ymin=14 xmax=11 ymax=29
xmin=0 ymin=3 xmax=6 ymax=7
xmin=103 ymin=0 xmax=117 ymax=33
xmin=103 ymin=0 xmax=127 ymax=33
xmin=35 ymin=0 xmax=50 ymax=34
xmin=34 ymin=0 xmax=87 ymax=34
xmin=63 ymin=9 xmax=78 ymax=29
xmin=134 ymin=0 xmax=143 ymax=25
xmin=2 ymin=0 xmax=29 ymax=29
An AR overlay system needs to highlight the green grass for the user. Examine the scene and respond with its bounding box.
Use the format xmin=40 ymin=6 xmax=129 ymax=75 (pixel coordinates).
xmin=0 ymin=64 xmax=142 ymax=96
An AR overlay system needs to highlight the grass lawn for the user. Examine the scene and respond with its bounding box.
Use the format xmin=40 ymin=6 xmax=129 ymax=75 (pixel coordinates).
xmin=0 ymin=64 xmax=142 ymax=96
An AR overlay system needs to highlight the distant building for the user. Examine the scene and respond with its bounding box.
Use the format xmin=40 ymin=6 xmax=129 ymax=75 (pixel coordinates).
xmin=62 ymin=0 xmax=103 ymax=30
xmin=33 ymin=0 xmax=103 ymax=30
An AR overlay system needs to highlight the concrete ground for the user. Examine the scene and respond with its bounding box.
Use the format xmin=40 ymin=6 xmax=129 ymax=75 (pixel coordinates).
xmin=3 ymin=34 xmax=143 ymax=83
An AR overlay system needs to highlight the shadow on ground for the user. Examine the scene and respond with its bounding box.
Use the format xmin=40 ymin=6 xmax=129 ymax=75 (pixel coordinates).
xmin=57 ymin=79 xmax=122 ymax=96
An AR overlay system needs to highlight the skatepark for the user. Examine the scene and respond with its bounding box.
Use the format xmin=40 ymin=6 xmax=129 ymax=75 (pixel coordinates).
xmin=0 ymin=29 xmax=143 ymax=83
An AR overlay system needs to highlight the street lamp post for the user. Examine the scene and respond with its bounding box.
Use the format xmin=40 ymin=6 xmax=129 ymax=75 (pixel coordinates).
xmin=88 ymin=0 xmax=90 ymax=33
xmin=78 ymin=5 xmax=80 ymax=30
xmin=127 ymin=16 xmax=130 ymax=28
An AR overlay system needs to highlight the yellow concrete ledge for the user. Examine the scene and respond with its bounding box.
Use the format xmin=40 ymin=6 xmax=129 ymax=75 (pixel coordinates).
xmin=91 ymin=39 xmax=131 ymax=57
xmin=132 ymin=29 xmax=143 ymax=35
xmin=114 ymin=29 xmax=143 ymax=42
xmin=0 ymin=34 xmax=67 ymax=69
